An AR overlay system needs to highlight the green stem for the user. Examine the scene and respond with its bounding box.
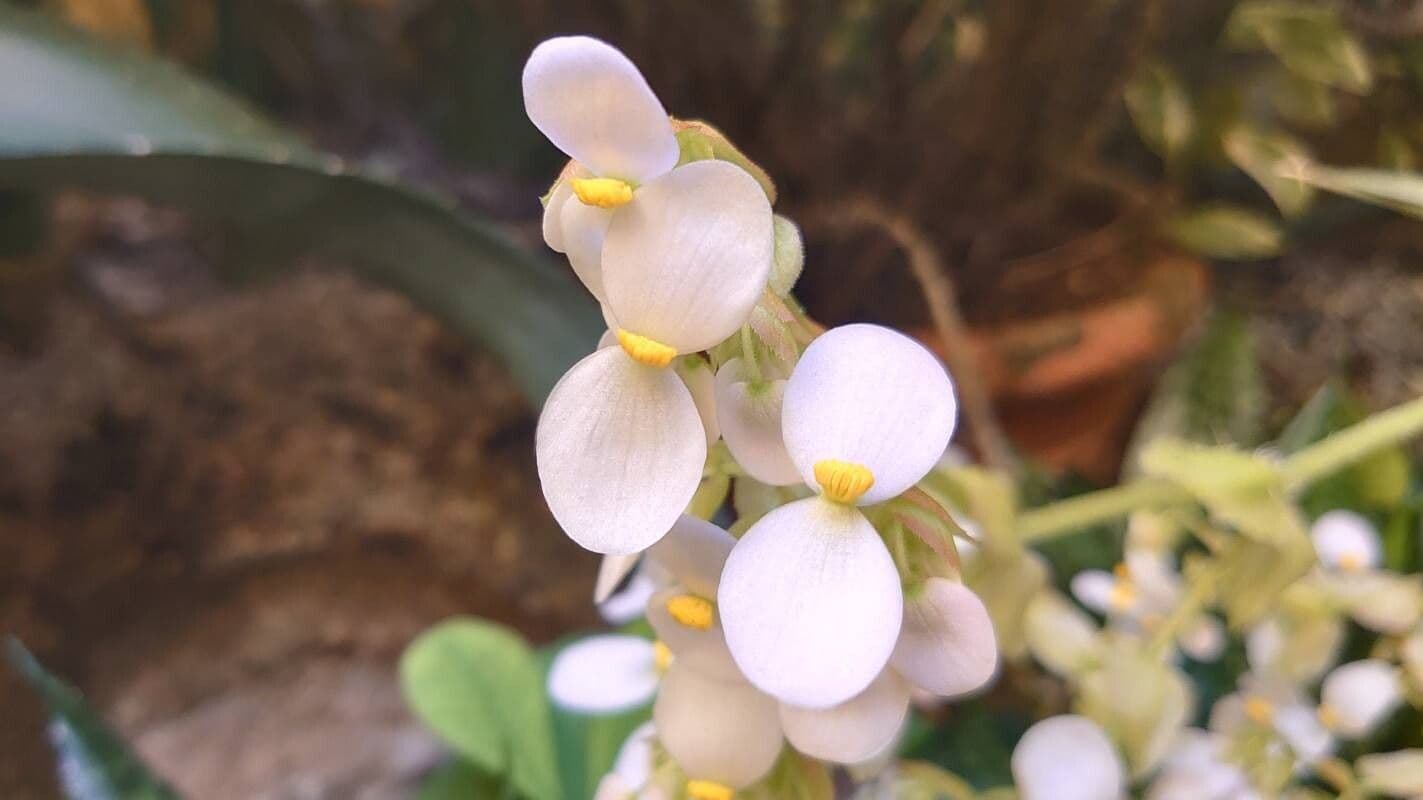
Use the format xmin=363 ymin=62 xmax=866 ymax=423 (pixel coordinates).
xmin=740 ymin=324 xmax=763 ymax=383
xmin=1017 ymin=395 xmax=1423 ymax=543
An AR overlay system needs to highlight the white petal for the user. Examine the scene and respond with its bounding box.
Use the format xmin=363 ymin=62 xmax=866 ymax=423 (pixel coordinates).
xmin=1012 ymin=715 xmax=1125 ymax=800
xmin=561 ymin=198 xmax=614 ymax=301
xmin=595 ymin=553 xmax=642 ymax=604
xmin=1357 ymin=750 xmax=1423 ymax=797
xmin=645 ymin=586 xmax=743 ymax=683
xmin=781 ymin=324 xmax=957 ymax=504
xmin=1071 ymin=570 xmax=1118 ymax=615
xmin=1322 ymin=659 xmax=1401 ymax=739
xmin=780 ymin=670 xmax=910 ymax=764
xmin=600 ymin=571 xmax=658 ymax=625
xmin=653 ymin=661 xmax=783 ymax=789
xmin=543 ymin=178 xmax=574 ymax=253
xmin=891 ymin=578 xmax=998 ymax=697
xmin=675 ymin=357 xmax=720 ymax=447
xmin=1331 ymin=571 xmax=1423 ymax=634
xmin=1024 ymin=590 xmax=1102 ymax=678
xmin=1178 ymin=616 xmax=1226 ymax=662
xmin=718 ymin=497 xmax=903 ymax=708
xmin=610 ymin=721 xmax=658 ymax=789
xmin=522 ymin=37 xmax=678 ymax=183
xmin=547 ymin=635 xmax=658 ymax=714
xmin=602 ymin=161 xmax=774 ymax=353
xmin=647 ymin=515 xmax=736 ymax=597
xmin=1311 ymin=510 xmax=1383 ymax=572
xmin=1274 ymin=704 xmax=1334 ymax=765
xmin=714 ymin=358 xmax=801 ymax=485
xmin=537 ymin=347 xmax=707 ymax=554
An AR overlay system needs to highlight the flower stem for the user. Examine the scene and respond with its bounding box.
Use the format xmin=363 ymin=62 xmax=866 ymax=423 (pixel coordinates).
xmin=1017 ymin=394 xmax=1423 ymax=542
xmin=740 ymin=324 xmax=764 ymax=384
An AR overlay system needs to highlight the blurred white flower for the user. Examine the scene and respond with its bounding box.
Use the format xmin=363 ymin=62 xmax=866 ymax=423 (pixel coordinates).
xmin=1210 ymin=675 xmax=1334 ymax=768
xmin=1145 ymin=728 xmax=1256 ymax=800
xmin=1319 ymin=659 xmax=1402 ymax=739
xmin=1012 ymin=714 xmax=1126 ymax=800
xmin=534 ymin=157 xmax=772 ymax=555
xmin=1071 ymin=552 xmax=1224 ymax=662
xmin=1310 ymin=510 xmax=1383 ymax=573
xmin=547 ymin=635 xmax=660 ymax=714
xmin=719 ymin=324 xmax=958 ymax=708
xmin=593 ymin=722 xmax=667 ymax=800
xmin=1245 ymin=612 xmax=1344 ymax=687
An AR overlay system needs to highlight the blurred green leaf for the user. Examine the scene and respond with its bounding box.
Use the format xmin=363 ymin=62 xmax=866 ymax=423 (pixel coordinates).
xmin=901 ymin=701 xmax=1026 ymax=790
xmin=1165 ymin=205 xmax=1283 ymax=260
xmin=1223 ymin=127 xmax=1315 ymax=218
xmin=416 ymin=760 xmax=506 ymax=800
xmin=1293 ymin=164 xmax=1423 ymax=221
xmin=0 ymin=4 xmax=601 ymax=402
xmin=1125 ymin=62 xmax=1194 ymax=161
xmin=1226 ymin=2 xmax=1372 ymax=94
xmin=1138 ymin=439 xmax=1304 ymax=545
xmin=548 ymin=702 xmax=648 ymax=800
xmin=1276 ymin=382 xmax=1414 ymax=514
xmin=1267 ymin=68 xmax=1337 ymax=128
xmin=400 ymin=619 xmax=562 ymax=800
xmin=6 ymin=638 xmax=180 ymax=800
xmin=1125 ymin=310 xmax=1263 ymax=476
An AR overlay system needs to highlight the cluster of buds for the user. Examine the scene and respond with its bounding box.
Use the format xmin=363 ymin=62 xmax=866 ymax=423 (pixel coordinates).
xmin=524 ymin=37 xmax=997 ymax=798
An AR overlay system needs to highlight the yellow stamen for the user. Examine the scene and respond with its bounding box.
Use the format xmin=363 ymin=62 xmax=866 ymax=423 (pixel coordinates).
xmin=1318 ymin=703 xmax=1340 ymax=730
xmin=1113 ymin=563 xmax=1131 ymax=580
xmin=616 ymin=329 xmax=677 ymax=368
xmin=1244 ymin=696 xmax=1275 ymax=726
xmin=666 ymin=594 xmax=714 ymax=630
xmin=653 ymin=640 xmax=673 ymax=673
xmin=813 ymin=459 xmax=875 ymax=505
xmin=687 ymin=780 xmax=735 ymax=800
xmin=1338 ymin=551 xmax=1365 ymax=572
xmin=571 ymin=177 xmax=634 ymax=208
xmin=1109 ymin=581 xmax=1137 ymax=611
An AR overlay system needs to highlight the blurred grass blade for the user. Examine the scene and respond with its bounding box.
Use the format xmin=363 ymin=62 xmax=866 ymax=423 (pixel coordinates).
xmin=1225 ymin=2 xmax=1372 ymax=93
xmin=6 ymin=638 xmax=180 ymax=800
xmin=1124 ymin=62 xmax=1194 ymax=161
xmin=1165 ymin=204 xmax=1283 ymax=260
xmin=1293 ymin=164 xmax=1423 ymax=221
xmin=0 ymin=4 xmax=601 ymax=402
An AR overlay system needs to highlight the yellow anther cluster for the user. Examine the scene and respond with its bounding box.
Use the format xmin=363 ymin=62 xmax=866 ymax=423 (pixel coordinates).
xmin=687 ymin=780 xmax=735 ymax=800
xmin=653 ymin=640 xmax=673 ymax=673
xmin=1317 ymin=703 xmax=1340 ymax=730
xmin=1109 ymin=581 xmax=1137 ymax=611
xmin=813 ymin=459 xmax=875 ymax=505
xmin=1338 ymin=552 xmax=1365 ymax=572
xmin=667 ymin=594 xmax=715 ymax=630
xmin=1244 ymin=696 xmax=1275 ymax=726
xmin=571 ymin=177 xmax=634 ymax=208
xmin=617 ymin=329 xmax=677 ymax=368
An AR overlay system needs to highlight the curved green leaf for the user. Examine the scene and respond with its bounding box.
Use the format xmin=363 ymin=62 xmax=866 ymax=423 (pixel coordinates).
xmin=6 ymin=638 xmax=180 ymax=800
xmin=1165 ymin=205 xmax=1283 ymax=260
xmin=0 ymin=5 xmax=601 ymax=402
xmin=400 ymin=618 xmax=561 ymax=800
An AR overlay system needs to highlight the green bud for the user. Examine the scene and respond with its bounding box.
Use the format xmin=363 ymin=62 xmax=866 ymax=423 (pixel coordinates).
xmin=769 ymin=215 xmax=804 ymax=297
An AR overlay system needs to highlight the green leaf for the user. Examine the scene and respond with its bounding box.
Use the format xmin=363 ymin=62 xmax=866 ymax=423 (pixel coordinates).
xmin=400 ymin=619 xmax=562 ymax=800
xmin=1125 ymin=310 xmax=1264 ymax=476
xmin=1226 ymin=2 xmax=1373 ymax=94
xmin=0 ymin=5 xmax=602 ymax=402
xmin=1266 ymin=68 xmax=1337 ymax=128
xmin=5 ymin=638 xmax=180 ymax=800
xmin=1222 ymin=127 xmax=1315 ymax=218
xmin=1125 ymin=62 xmax=1195 ymax=161
xmin=416 ymin=761 xmax=506 ymax=800
xmin=548 ymin=703 xmax=649 ymax=800
xmin=1165 ymin=205 xmax=1283 ymax=260
xmin=1292 ymin=164 xmax=1423 ymax=221
xmin=1138 ymin=439 xmax=1304 ymax=545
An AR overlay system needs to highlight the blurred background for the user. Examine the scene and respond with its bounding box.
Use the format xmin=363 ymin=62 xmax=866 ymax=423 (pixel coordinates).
xmin=2 ymin=0 xmax=1421 ymax=796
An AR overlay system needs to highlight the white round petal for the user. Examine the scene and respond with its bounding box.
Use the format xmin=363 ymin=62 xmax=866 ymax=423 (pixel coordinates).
xmin=780 ymin=670 xmax=911 ymax=764
xmin=675 ymin=357 xmax=720 ymax=447
xmin=1012 ymin=715 xmax=1125 ymax=800
xmin=547 ymin=635 xmax=658 ymax=714
xmin=537 ymin=347 xmax=706 ymax=554
xmin=610 ymin=721 xmax=658 ymax=790
xmin=1178 ymin=616 xmax=1227 ymax=662
xmin=600 ymin=570 xmax=658 ymax=625
xmin=602 ymin=161 xmax=773 ymax=354
xmin=718 ymin=497 xmax=903 ymax=708
xmin=543 ymin=178 xmax=575 ymax=253
xmin=560 ymin=198 xmax=614 ymax=301
xmin=522 ymin=36 xmax=679 ymax=183
xmin=596 ymin=553 xmax=642 ymax=604
xmin=714 ymin=358 xmax=800 ymax=485
xmin=646 ymin=515 xmax=736 ymax=597
xmin=1311 ymin=510 xmax=1383 ymax=572
xmin=1071 ymin=570 xmax=1118 ymax=615
xmin=1322 ymin=660 xmax=1401 ymax=738
xmin=653 ymin=661 xmax=783 ymax=789
xmin=781 ymin=324 xmax=957 ymax=504
xmin=891 ymin=578 xmax=999 ymax=697
xmin=1274 ymin=704 xmax=1334 ymax=765
xmin=646 ymin=586 xmax=743 ymax=683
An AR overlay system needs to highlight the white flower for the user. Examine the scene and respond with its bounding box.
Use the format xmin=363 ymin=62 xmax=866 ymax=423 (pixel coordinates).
xmin=593 ymin=722 xmax=668 ymax=800
xmin=1245 ymin=613 xmax=1344 ymax=687
xmin=1011 ymin=715 xmax=1126 ymax=800
xmin=1210 ymin=675 xmax=1335 ymax=768
xmin=1319 ymin=659 xmax=1402 ymax=739
xmin=719 ymin=324 xmax=958 ymax=708
xmin=1145 ymin=729 xmax=1256 ymax=800
xmin=1071 ymin=552 xmax=1225 ymax=662
xmin=547 ymin=635 xmax=660 ymax=714
xmin=1311 ymin=510 xmax=1383 ymax=573
xmin=779 ymin=669 xmax=912 ymax=764
xmin=713 ymin=357 xmax=800 ymax=485
xmin=534 ymin=158 xmax=773 ymax=555
xmin=890 ymin=578 xmax=998 ymax=697
xmin=653 ymin=659 xmax=785 ymax=794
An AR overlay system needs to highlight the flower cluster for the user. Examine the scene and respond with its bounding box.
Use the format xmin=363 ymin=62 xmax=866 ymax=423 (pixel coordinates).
xmin=525 ymin=36 xmax=997 ymax=798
